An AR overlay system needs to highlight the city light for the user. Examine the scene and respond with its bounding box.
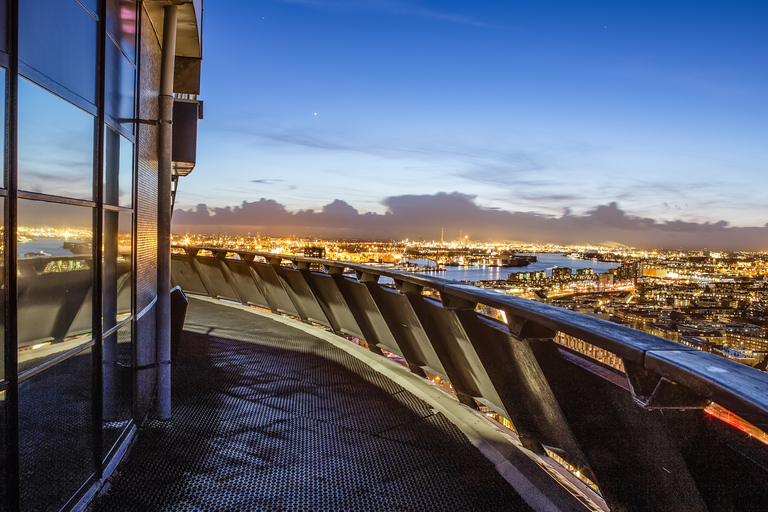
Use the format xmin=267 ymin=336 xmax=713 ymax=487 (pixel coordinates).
xmin=174 ymin=232 xmax=768 ymax=372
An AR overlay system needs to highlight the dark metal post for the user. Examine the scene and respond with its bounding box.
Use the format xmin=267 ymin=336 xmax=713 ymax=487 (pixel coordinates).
xmin=93 ymin=0 xmax=108 ymax=472
xmin=404 ymin=291 xmax=479 ymax=408
xmin=361 ymin=279 xmax=428 ymax=377
xmin=4 ymin=1 xmax=19 ymax=508
xmin=330 ymin=272 xmax=388 ymax=355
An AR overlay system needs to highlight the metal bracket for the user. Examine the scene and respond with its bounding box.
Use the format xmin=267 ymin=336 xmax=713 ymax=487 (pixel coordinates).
xmin=441 ymin=293 xmax=476 ymax=311
xmin=506 ymin=313 xmax=557 ymax=340
xmin=625 ymin=360 xmax=709 ymax=409
xmin=395 ymin=280 xmax=423 ymax=294
xmin=18 ymin=259 xmax=48 ymax=276
xmin=355 ymin=271 xmax=379 ymax=283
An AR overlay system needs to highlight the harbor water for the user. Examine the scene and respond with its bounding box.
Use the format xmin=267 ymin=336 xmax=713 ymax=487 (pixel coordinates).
xmin=406 ymin=253 xmax=620 ymax=282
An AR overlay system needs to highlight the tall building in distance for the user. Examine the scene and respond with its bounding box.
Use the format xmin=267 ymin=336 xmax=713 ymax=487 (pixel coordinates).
xmin=0 ymin=2 xmax=202 ymax=510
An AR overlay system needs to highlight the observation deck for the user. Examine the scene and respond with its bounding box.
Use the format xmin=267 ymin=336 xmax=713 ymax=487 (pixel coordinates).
xmin=96 ymin=247 xmax=768 ymax=511
xmin=92 ymin=297 xmax=537 ymax=511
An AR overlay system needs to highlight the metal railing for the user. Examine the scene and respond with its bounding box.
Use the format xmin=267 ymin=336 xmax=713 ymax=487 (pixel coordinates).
xmin=171 ymin=246 xmax=768 ymax=512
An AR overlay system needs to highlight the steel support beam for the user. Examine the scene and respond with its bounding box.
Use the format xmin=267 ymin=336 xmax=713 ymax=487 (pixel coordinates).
xmin=362 ymin=281 xmax=429 ymax=377
xmin=530 ymin=340 xmax=707 ymax=512
xmin=156 ymin=4 xmax=178 ymax=421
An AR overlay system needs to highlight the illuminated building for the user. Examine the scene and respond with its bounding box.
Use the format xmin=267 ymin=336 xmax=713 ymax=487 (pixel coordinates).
xmin=303 ymin=246 xmax=326 ymax=259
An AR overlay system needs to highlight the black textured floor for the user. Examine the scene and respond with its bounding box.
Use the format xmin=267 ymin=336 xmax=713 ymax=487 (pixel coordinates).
xmin=92 ymin=298 xmax=531 ymax=511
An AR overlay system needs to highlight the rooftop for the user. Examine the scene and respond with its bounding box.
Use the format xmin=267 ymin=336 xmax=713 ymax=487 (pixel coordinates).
xmin=91 ymin=298 xmax=540 ymax=511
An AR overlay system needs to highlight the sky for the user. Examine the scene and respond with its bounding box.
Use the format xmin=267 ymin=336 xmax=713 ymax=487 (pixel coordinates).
xmin=173 ymin=0 xmax=768 ymax=250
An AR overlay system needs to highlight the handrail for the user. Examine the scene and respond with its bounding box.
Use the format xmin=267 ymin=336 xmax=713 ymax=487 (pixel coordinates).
xmin=171 ymin=245 xmax=768 ymax=512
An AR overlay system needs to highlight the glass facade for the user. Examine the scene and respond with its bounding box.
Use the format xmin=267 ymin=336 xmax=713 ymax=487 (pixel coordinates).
xmin=18 ymin=78 xmax=95 ymax=200
xmin=3 ymin=1 xmax=146 ymax=510
xmin=0 ymin=0 xmax=202 ymax=509
xmin=19 ymin=0 xmax=98 ymax=105
xmin=17 ymin=200 xmax=94 ymax=373
xmin=18 ymin=347 xmax=94 ymax=510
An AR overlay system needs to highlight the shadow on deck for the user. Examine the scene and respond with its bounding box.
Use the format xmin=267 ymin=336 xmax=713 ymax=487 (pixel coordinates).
xmin=91 ymin=297 xmax=531 ymax=511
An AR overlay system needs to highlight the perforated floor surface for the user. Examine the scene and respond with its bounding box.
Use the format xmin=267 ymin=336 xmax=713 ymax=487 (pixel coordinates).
xmin=91 ymin=298 xmax=531 ymax=511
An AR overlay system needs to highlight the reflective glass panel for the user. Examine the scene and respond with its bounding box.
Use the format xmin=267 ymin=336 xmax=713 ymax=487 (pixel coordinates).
xmin=19 ymin=347 xmax=94 ymax=511
xmin=18 ymin=79 xmax=95 ymax=200
xmin=0 ymin=198 xmax=4 ymax=511
xmin=0 ymin=387 xmax=5 ymax=511
xmin=105 ymin=37 xmax=136 ymax=133
xmin=103 ymin=210 xmax=132 ymax=328
xmin=18 ymin=200 xmax=93 ymax=373
xmin=0 ymin=198 xmax=4 ymax=381
xmin=104 ymin=127 xmax=134 ymax=208
xmin=0 ymin=0 xmax=7 ymax=53
xmin=107 ymin=0 xmax=138 ymax=63
xmin=19 ymin=0 xmax=97 ymax=104
xmin=103 ymin=321 xmax=133 ymax=458
xmin=0 ymin=68 xmax=5 ymax=188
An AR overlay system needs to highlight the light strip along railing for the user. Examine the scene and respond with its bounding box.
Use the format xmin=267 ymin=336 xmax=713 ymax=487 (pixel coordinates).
xmin=171 ymin=246 xmax=768 ymax=512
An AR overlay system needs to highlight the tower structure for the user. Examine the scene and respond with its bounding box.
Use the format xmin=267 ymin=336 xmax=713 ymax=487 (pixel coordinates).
xmin=0 ymin=2 xmax=203 ymax=510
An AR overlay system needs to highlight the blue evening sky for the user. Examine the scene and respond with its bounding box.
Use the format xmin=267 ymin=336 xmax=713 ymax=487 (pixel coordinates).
xmin=181 ymin=0 xmax=768 ymax=229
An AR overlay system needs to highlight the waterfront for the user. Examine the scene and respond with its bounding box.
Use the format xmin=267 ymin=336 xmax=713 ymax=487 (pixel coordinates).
xmin=406 ymin=253 xmax=620 ymax=282
xmin=18 ymin=237 xmax=89 ymax=258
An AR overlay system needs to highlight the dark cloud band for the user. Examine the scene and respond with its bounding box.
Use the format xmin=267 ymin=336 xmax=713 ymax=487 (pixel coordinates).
xmin=173 ymin=192 xmax=768 ymax=251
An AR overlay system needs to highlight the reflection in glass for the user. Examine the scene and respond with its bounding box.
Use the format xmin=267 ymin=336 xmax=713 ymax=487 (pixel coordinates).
xmin=104 ymin=127 xmax=134 ymax=208
xmin=103 ymin=321 xmax=133 ymax=458
xmin=105 ymin=36 xmax=136 ymax=132
xmin=103 ymin=210 xmax=132 ymax=329
xmin=17 ymin=200 xmax=93 ymax=373
xmin=0 ymin=0 xmax=7 ymax=54
xmin=0 ymin=68 xmax=5 ymax=188
xmin=19 ymin=347 xmax=94 ymax=511
xmin=18 ymin=79 xmax=95 ymax=200
xmin=19 ymin=0 xmax=97 ymax=104
xmin=0 ymin=201 xmax=3 ymax=510
xmin=107 ymin=0 xmax=138 ymax=63
xmin=0 ymin=199 xmax=4 ymax=382
xmin=0 ymin=386 xmax=5 ymax=511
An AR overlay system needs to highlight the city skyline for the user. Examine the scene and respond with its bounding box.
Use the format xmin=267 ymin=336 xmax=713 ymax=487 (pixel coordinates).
xmin=173 ymin=0 xmax=767 ymax=246
xmin=172 ymin=193 xmax=768 ymax=251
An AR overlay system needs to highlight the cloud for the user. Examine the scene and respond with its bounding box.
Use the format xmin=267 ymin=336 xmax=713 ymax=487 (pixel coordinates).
xmin=519 ymin=194 xmax=583 ymax=203
xmin=172 ymin=192 xmax=768 ymax=251
xmin=261 ymin=132 xmax=364 ymax=154
xmin=275 ymin=0 xmax=498 ymax=28
xmin=250 ymin=179 xmax=285 ymax=185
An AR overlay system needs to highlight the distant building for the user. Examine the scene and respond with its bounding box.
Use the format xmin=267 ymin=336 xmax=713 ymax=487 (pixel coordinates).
xmin=304 ymin=246 xmax=326 ymax=258
xmin=598 ymin=273 xmax=615 ymax=286
xmin=507 ymin=270 xmax=545 ymax=283
xmin=613 ymin=262 xmax=643 ymax=281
